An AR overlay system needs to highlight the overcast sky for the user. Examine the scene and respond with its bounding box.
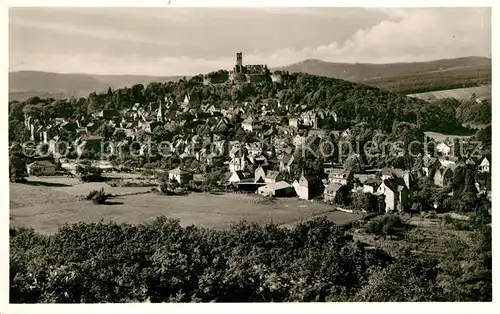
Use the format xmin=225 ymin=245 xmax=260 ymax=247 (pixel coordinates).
xmin=9 ymin=7 xmax=491 ymax=76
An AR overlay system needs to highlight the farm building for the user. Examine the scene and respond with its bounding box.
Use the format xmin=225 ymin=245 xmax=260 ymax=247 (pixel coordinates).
xmin=257 ymin=181 xmax=295 ymax=197
xmin=293 ymin=173 xmax=324 ymax=200
xmin=362 ymin=178 xmax=381 ymax=194
xmin=168 ymin=167 xmax=193 ymax=185
xmin=323 ymin=182 xmax=343 ymax=203
xmin=26 ymin=160 xmax=57 ymax=176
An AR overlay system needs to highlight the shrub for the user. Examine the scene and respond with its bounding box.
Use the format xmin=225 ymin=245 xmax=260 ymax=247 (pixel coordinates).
xmin=427 ymin=211 xmax=438 ymax=219
xmin=365 ymin=214 xmax=405 ymax=236
xmin=76 ymin=165 xmax=103 ymax=182
xmin=443 ymin=214 xmax=454 ymax=224
xmin=85 ymin=188 xmax=110 ymax=204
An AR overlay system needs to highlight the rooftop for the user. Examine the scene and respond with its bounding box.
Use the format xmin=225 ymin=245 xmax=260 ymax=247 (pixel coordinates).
xmin=27 ymin=160 xmax=56 ymax=168
xmin=168 ymin=167 xmax=191 ymax=175
xmin=263 ymin=181 xmax=292 ymax=190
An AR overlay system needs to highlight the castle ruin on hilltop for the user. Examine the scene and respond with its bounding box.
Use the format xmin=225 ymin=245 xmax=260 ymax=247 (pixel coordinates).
xmin=203 ymin=52 xmax=285 ymax=85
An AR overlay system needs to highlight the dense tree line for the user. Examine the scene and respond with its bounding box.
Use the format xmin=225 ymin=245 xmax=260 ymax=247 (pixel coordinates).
xmin=10 ymin=215 xmax=491 ymax=303
xmin=456 ymin=98 xmax=491 ymax=125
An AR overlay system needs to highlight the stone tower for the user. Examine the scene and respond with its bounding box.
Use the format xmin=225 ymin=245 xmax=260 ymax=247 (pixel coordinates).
xmin=235 ymin=52 xmax=243 ymax=73
xmin=236 ymin=52 xmax=243 ymax=67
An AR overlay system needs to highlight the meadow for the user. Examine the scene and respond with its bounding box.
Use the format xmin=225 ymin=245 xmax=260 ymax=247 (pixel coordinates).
xmin=10 ymin=176 xmax=360 ymax=234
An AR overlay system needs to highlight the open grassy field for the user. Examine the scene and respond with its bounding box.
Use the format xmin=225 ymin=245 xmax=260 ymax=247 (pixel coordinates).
xmin=407 ymin=85 xmax=491 ymax=101
xmin=10 ymin=181 xmax=360 ymax=234
xmin=21 ymin=176 xmax=153 ymax=196
xmin=10 ymin=182 xmax=78 ymax=209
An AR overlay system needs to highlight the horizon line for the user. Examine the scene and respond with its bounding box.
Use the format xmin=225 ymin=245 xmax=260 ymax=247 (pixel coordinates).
xmin=8 ymin=55 xmax=492 ymax=77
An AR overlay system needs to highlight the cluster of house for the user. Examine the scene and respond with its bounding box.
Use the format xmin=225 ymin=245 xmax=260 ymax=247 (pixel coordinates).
xmin=20 ymin=73 xmax=491 ymax=212
xmin=164 ymin=144 xmax=490 ymax=213
xmin=23 ymin=86 xmax=343 ymax=163
xmin=165 ymin=161 xmax=411 ymax=212
xmin=423 ymin=154 xmax=490 ymax=187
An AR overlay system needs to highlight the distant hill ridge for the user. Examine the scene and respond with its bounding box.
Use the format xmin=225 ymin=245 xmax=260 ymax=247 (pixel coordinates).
xmin=9 ymin=56 xmax=491 ymax=101
xmin=275 ymin=56 xmax=491 ymax=94
xmin=9 ymin=71 xmax=185 ymax=100
xmin=274 ymin=56 xmax=491 ymax=81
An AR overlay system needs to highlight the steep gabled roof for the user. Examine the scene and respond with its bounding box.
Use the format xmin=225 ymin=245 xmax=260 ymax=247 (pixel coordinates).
xmin=266 ymin=171 xmax=281 ymax=180
xmin=27 ymin=160 xmax=56 ymax=168
xmin=382 ymin=179 xmax=399 ymax=193
xmin=264 ymin=181 xmax=292 ymax=191
xmin=325 ymin=182 xmax=342 ymax=194
xmin=168 ymin=167 xmax=191 ymax=175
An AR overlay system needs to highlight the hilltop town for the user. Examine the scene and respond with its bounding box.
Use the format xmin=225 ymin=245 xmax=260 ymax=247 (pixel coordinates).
xmin=8 ymin=4 xmax=494 ymax=304
xmin=8 ymin=51 xmax=493 ymax=302
xmin=9 ymin=52 xmax=492 ymax=215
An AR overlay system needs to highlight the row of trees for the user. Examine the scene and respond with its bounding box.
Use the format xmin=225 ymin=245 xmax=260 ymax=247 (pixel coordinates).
xmin=10 ymin=215 xmax=491 ymax=303
xmin=435 ymin=97 xmax=492 ymax=126
xmin=10 ymin=213 xmax=491 ymax=303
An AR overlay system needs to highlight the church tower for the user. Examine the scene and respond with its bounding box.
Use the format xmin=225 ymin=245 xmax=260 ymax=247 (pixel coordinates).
xmin=157 ymin=102 xmax=164 ymax=122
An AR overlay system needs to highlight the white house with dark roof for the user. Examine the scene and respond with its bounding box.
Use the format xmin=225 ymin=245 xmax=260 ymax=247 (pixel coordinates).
xmin=328 ymin=169 xmax=353 ymax=186
xmin=377 ymin=178 xmax=409 ymax=212
xmin=479 ymin=157 xmax=490 ymax=173
xmin=323 ymin=182 xmax=343 ymax=203
xmin=229 ymin=170 xmax=253 ymax=184
xmin=293 ymin=173 xmax=324 ymax=200
xmin=168 ymin=167 xmax=193 ymax=185
xmin=26 ymin=160 xmax=57 ymax=176
xmin=436 ymin=142 xmax=452 ymax=156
